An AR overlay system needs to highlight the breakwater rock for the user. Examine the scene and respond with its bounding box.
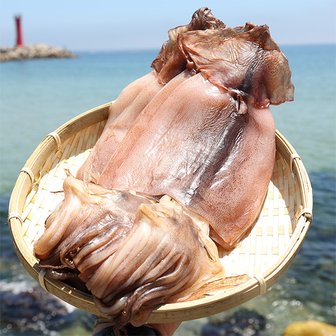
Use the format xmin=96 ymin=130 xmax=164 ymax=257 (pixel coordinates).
xmin=201 ymin=308 xmax=267 ymax=336
xmin=0 ymin=281 xmax=98 ymax=335
xmin=0 ymin=285 xmax=75 ymax=334
xmin=0 ymin=44 xmax=76 ymax=62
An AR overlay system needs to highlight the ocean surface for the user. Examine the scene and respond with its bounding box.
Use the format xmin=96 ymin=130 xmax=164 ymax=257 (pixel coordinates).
xmin=0 ymin=45 xmax=335 ymax=335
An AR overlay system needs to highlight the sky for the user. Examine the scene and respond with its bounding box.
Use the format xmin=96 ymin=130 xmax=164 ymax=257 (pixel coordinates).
xmin=0 ymin=0 xmax=335 ymax=51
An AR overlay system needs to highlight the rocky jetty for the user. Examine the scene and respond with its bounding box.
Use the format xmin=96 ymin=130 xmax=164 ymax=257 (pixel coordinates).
xmin=0 ymin=43 xmax=76 ymax=62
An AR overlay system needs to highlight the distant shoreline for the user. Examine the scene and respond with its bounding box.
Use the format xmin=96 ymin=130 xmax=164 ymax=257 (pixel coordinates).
xmin=0 ymin=44 xmax=76 ymax=62
xmin=1 ymin=43 xmax=333 ymax=61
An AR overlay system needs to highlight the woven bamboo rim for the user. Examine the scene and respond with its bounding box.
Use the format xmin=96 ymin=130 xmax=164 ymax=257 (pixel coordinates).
xmin=8 ymin=101 xmax=313 ymax=323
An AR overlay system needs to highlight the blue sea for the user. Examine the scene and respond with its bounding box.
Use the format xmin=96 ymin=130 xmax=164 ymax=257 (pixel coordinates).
xmin=0 ymin=45 xmax=335 ymax=335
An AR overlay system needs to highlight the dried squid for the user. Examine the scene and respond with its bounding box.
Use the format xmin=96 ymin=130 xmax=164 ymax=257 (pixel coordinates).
xmin=34 ymin=7 xmax=294 ymax=330
xmin=77 ymin=7 xmax=225 ymax=183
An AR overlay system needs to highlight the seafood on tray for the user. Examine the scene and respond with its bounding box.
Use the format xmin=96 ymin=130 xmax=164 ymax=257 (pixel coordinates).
xmin=34 ymin=7 xmax=294 ymax=329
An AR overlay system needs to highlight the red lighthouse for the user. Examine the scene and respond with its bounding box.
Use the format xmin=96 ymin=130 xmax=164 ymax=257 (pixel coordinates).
xmin=15 ymin=15 xmax=23 ymax=47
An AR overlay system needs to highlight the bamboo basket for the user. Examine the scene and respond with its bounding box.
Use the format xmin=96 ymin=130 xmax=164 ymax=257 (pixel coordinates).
xmin=8 ymin=101 xmax=313 ymax=323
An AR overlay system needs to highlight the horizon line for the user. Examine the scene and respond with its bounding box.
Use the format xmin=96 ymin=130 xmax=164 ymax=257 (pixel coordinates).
xmin=1 ymin=42 xmax=335 ymax=53
xmin=71 ymin=42 xmax=336 ymax=53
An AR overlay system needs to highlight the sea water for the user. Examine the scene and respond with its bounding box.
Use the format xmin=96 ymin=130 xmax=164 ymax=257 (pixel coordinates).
xmin=0 ymin=45 xmax=335 ymax=335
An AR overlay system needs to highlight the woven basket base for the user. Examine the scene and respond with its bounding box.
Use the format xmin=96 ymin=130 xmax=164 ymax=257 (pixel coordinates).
xmin=8 ymin=103 xmax=312 ymax=322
